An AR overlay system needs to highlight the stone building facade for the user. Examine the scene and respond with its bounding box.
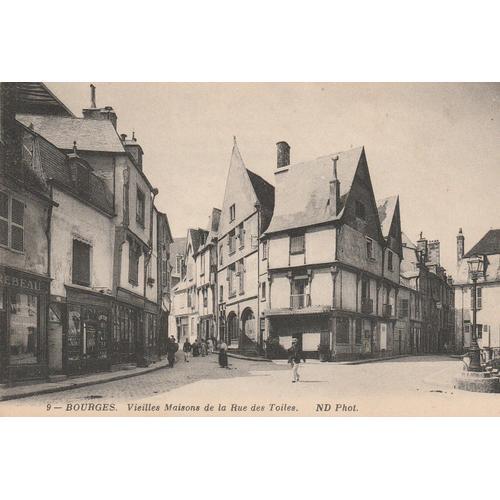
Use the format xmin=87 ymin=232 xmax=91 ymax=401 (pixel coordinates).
xmin=454 ymin=228 xmax=500 ymax=356
xmin=0 ymin=83 xmax=172 ymax=383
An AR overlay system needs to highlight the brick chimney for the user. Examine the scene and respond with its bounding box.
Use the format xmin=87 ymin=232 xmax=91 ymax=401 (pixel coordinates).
xmin=417 ymin=232 xmax=428 ymax=262
xmin=82 ymin=84 xmax=118 ymax=129
xmin=329 ymin=155 xmax=340 ymax=215
xmin=121 ymin=131 xmax=143 ymax=170
xmin=457 ymin=227 xmax=465 ymax=263
xmin=427 ymin=240 xmax=441 ymax=266
xmin=276 ymin=141 xmax=290 ymax=168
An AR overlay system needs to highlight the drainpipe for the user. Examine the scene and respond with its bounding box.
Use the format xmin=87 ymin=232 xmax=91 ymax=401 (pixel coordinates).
xmin=255 ymin=201 xmax=261 ymax=352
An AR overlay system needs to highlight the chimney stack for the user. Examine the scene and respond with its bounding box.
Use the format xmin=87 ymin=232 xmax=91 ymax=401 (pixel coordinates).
xmin=457 ymin=227 xmax=465 ymax=263
xmin=276 ymin=141 xmax=290 ymax=168
xmin=90 ymin=84 xmax=96 ymax=108
xmin=120 ymin=133 xmax=127 ymax=142
xmin=329 ymin=155 xmax=340 ymax=215
xmin=417 ymin=232 xmax=428 ymax=263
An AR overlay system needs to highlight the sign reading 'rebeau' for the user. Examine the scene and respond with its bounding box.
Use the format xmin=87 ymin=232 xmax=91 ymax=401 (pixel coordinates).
xmin=0 ymin=270 xmax=49 ymax=292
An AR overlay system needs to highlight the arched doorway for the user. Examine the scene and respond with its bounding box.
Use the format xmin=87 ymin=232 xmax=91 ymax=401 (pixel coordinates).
xmin=241 ymin=308 xmax=256 ymax=345
xmin=226 ymin=312 xmax=238 ymax=346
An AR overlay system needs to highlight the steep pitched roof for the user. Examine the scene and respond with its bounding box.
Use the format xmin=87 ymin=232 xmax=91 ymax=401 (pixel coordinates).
xmin=246 ymin=168 xmax=275 ymax=231
xmin=464 ymin=229 xmax=500 ymax=258
xmin=402 ymin=232 xmax=417 ymax=249
xmin=265 ymin=146 xmax=364 ymax=234
xmin=21 ymin=127 xmax=114 ymax=214
xmin=15 ymin=82 xmax=74 ymax=117
xmin=170 ymin=237 xmax=187 ymax=257
xmin=16 ymin=114 xmax=125 ymax=153
xmin=189 ymin=228 xmax=208 ymax=254
xmin=377 ymin=195 xmax=398 ymax=238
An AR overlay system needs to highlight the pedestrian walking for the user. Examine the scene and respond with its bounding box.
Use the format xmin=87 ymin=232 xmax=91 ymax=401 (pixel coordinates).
xmin=167 ymin=336 xmax=179 ymax=368
xmin=219 ymin=341 xmax=229 ymax=368
xmin=183 ymin=338 xmax=192 ymax=362
xmin=207 ymin=337 xmax=214 ymax=354
xmin=200 ymin=338 xmax=208 ymax=357
xmin=192 ymin=338 xmax=200 ymax=357
xmin=288 ymin=338 xmax=306 ymax=383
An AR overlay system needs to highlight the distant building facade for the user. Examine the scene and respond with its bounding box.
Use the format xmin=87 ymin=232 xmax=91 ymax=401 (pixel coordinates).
xmin=454 ymin=228 xmax=500 ymax=356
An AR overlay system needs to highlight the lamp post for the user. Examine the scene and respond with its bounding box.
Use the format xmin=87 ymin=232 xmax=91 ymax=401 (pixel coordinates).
xmin=467 ymin=256 xmax=484 ymax=372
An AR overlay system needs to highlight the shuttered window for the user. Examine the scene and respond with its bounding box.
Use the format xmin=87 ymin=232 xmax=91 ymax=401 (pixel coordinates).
xmin=0 ymin=192 xmax=24 ymax=252
xmin=290 ymin=232 xmax=305 ymax=255
xmin=0 ymin=191 xmax=8 ymax=246
xmin=72 ymin=239 xmax=91 ymax=286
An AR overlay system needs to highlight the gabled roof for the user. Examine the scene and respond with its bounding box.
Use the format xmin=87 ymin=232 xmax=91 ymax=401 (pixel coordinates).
xmin=377 ymin=195 xmax=398 ymax=238
xmin=246 ymin=168 xmax=275 ymax=230
xmin=19 ymin=126 xmax=114 ymax=214
xmin=464 ymin=229 xmax=500 ymax=258
xmin=15 ymin=83 xmax=74 ymax=117
xmin=402 ymin=232 xmax=417 ymax=249
xmin=16 ymin=113 xmax=125 ymax=153
xmin=170 ymin=237 xmax=187 ymax=258
xmin=189 ymin=228 xmax=208 ymax=255
xmin=265 ymin=146 xmax=364 ymax=234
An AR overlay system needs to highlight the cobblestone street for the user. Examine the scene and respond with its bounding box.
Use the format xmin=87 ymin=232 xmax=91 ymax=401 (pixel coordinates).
xmin=2 ymin=354 xmax=499 ymax=416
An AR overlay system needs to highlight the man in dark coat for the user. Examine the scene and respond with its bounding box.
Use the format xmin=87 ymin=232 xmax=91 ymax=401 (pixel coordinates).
xmin=167 ymin=336 xmax=179 ymax=368
xmin=288 ymin=338 xmax=306 ymax=383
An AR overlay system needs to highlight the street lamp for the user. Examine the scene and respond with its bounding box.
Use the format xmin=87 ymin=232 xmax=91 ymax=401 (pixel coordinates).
xmin=467 ymin=256 xmax=484 ymax=372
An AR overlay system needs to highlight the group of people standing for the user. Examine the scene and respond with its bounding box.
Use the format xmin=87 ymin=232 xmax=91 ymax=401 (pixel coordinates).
xmin=182 ymin=337 xmax=216 ymax=362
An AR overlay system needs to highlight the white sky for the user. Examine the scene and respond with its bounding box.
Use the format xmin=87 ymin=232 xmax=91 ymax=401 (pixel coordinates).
xmin=47 ymin=82 xmax=500 ymax=276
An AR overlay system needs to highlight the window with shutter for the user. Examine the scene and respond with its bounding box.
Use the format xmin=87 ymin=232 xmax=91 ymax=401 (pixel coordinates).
xmin=0 ymin=191 xmax=8 ymax=247
xmin=72 ymin=239 xmax=91 ymax=286
xmin=290 ymin=232 xmax=305 ymax=255
xmin=238 ymin=259 xmax=245 ymax=294
xmin=11 ymin=198 xmax=24 ymax=252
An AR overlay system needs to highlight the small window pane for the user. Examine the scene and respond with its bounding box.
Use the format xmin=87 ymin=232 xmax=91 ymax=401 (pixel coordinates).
xmin=0 ymin=219 xmax=8 ymax=246
xmin=11 ymin=199 xmax=24 ymax=227
xmin=0 ymin=192 xmax=8 ymax=219
xmin=11 ymin=225 xmax=24 ymax=252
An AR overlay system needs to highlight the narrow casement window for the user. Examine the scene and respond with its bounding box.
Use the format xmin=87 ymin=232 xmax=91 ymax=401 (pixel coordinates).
xmin=136 ymin=188 xmax=145 ymax=227
xmin=72 ymin=239 xmax=91 ymax=286
xmin=228 ymin=229 xmax=236 ymax=253
xmin=290 ymin=233 xmax=305 ymax=255
xmin=238 ymin=259 xmax=245 ymax=294
xmin=238 ymin=223 xmax=245 ymax=248
xmin=261 ymin=282 xmax=266 ymax=300
xmin=128 ymin=240 xmax=140 ymax=286
xmin=366 ymin=238 xmax=373 ymax=260
xmin=262 ymin=239 xmax=268 ymax=260
xmin=472 ymin=288 xmax=482 ymax=309
xmin=0 ymin=191 xmax=9 ymax=246
xmin=229 ymin=204 xmax=236 ymax=222
xmin=387 ymin=250 xmax=393 ymax=271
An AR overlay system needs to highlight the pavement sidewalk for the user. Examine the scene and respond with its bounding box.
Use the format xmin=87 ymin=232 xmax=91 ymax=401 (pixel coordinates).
xmin=0 ymin=358 xmax=170 ymax=402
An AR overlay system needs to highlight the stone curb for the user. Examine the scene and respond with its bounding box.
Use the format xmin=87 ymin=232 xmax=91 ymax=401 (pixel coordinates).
xmin=0 ymin=359 xmax=171 ymax=402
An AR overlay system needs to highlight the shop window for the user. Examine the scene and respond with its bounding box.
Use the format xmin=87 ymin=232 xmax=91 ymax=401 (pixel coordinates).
xmin=336 ymin=317 xmax=350 ymax=344
xmin=290 ymin=232 xmax=305 ymax=255
xmin=9 ymin=291 xmax=39 ymax=365
xmin=0 ymin=192 xmax=24 ymax=252
xmin=355 ymin=319 xmax=362 ymax=344
xmin=136 ymin=187 xmax=145 ymax=227
xmin=72 ymin=239 xmax=91 ymax=287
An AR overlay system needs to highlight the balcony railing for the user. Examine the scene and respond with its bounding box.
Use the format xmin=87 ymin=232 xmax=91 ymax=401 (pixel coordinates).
xmin=361 ymin=298 xmax=373 ymax=314
xmin=382 ymin=304 xmax=392 ymax=318
xmin=290 ymin=293 xmax=311 ymax=309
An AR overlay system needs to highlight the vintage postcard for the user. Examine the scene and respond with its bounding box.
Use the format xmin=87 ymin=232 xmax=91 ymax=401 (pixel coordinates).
xmin=1 ymin=82 xmax=499 ymax=417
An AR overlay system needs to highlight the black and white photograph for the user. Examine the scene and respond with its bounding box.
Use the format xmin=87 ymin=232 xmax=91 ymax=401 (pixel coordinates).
xmin=1 ymin=81 xmax=499 ymax=416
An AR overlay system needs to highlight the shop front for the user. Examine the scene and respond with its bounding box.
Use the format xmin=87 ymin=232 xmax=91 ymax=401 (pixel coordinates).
xmin=64 ymin=286 xmax=112 ymax=375
xmin=0 ymin=267 xmax=50 ymax=384
xmin=113 ymin=288 xmax=160 ymax=367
